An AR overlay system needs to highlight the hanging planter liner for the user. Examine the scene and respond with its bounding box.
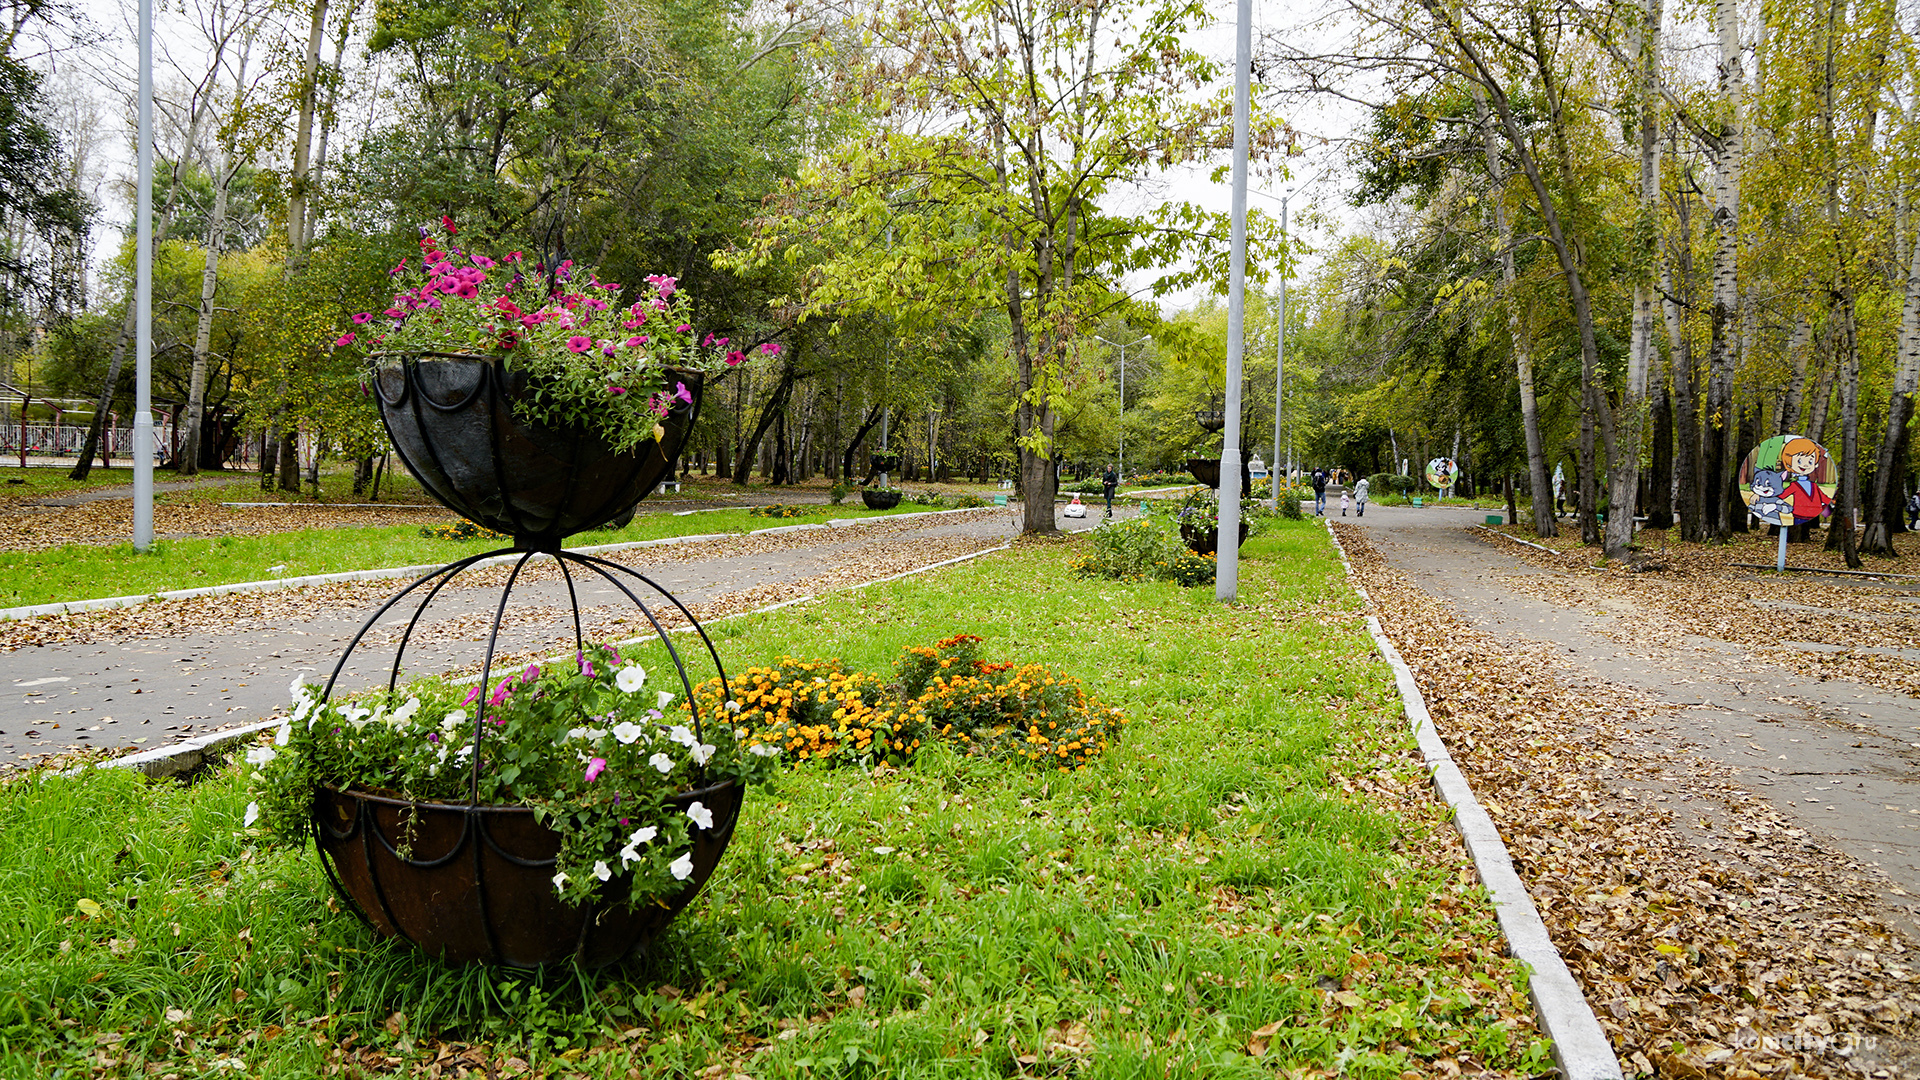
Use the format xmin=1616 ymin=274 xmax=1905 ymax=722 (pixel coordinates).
xmin=869 ymin=453 xmax=900 ymax=475
xmin=1185 ymin=457 xmax=1252 ymax=493
xmin=371 ymin=352 xmax=701 ymax=552
xmin=307 ymin=355 xmax=738 ymax=968
xmin=862 ymin=489 xmax=903 ymax=510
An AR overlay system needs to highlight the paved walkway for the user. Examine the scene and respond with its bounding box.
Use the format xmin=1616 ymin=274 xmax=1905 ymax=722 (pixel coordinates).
xmin=2 ymin=502 xmax=1126 ymax=763
xmin=1343 ymin=500 xmax=1920 ymax=931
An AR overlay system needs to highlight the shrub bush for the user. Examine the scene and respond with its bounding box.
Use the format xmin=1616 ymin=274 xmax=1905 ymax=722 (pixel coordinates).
xmin=747 ymin=504 xmax=818 ymax=518
xmin=421 ymin=519 xmax=511 ymax=541
xmin=829 ymin=481 xmax=850 ymax=505
xmin=1167 ymin=549 xmax=1216 ymax=586
xmin=1066 ymin=518 xmax=1187 ymax=583
xmin=1368 ymin=473 xmax=1416 ymax=502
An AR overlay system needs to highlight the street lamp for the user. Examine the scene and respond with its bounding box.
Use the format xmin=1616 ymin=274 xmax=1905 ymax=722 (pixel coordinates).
xmin=1256 ymin=161 xmax=1334 ymax=510
xmin=1096 ymin=333 xmax=1146 ymax=476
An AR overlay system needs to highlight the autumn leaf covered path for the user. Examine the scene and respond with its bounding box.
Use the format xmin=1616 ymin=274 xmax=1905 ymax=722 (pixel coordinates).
xmin=1334 ymin=505 xmax=1920 ymax=1077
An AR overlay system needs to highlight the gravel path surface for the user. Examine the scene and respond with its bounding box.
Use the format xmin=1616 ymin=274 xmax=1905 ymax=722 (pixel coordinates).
xmin=1 ymin=502 xmax=1116 ymax=765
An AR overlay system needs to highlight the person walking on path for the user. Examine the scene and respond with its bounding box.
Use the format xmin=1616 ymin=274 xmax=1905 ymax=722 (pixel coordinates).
xmin=1908 ymin=491 xmax=1920 ymax=531
xmin=1354 ymin=476 xmax=1369 ymax=517
xmin=1101 ymin=465 xmax=1118 ymax=518
xmin=1339 ymin=490 xmax=1351 ymax=516
xmin=1312 ymin=469 xmax=1328 ymax=516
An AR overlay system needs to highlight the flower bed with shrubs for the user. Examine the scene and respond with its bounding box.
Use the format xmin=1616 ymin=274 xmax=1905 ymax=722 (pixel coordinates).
xmin=1066 ymin=518 xmax=1219 ymax=586
xmin=692 ymin=634 xmax=1125 ymax=772
xmin=746 ymin=504 xmax=820 ymax=519
xmin=419 ymin=519 xmax=512 ymax=541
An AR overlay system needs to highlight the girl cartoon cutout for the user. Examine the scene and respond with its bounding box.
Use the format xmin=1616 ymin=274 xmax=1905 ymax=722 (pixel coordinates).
xmin=1779 ymin=436 xmax=1834 ymax=524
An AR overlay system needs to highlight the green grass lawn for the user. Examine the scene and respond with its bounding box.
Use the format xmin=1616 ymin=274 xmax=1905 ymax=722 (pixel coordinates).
xmin=0 ymin=505 xmax=941 ymax=609
xmin=0 ymin=523 xmax=1549 ymax=1078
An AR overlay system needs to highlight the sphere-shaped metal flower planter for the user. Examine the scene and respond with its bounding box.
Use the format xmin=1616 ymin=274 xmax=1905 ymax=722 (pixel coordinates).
xmin=308 ymin=353 xmax=739 ymax=968
xmin=862 ymin=489 xmax=902 ymax=511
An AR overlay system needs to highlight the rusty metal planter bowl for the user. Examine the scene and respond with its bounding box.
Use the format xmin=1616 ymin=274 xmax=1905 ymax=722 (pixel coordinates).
xmin=371 ymin=352 xmax=701 ymax=551
xmin=314 ymin=779 xmax=742 ymax=969
xmin=1179 ymin=520 xmax=1249 ymax=555
xmin=862 ymin=489 xmax=902 ymax=511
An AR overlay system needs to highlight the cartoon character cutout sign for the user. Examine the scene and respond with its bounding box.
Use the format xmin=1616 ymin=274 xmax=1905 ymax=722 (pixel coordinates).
xmin=1426 ymin=458 xmax=1457 ymax=493
xmin=1741 ymin=435 xmax=1834 ymax=527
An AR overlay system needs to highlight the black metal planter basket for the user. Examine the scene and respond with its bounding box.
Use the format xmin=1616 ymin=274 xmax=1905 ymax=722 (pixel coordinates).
xmin=309 ymin=357 xmax=738 ymax=967
xmin=370 ymin=352 xmax=701 ymax=552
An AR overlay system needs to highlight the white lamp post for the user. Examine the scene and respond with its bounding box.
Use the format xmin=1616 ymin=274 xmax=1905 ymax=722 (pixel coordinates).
xmin=1218 ymin=0 xmax=1250 ymax=603
xmin=134 ymin=0 xmax=155 ymax=550
xmin=1097 ymin=333 xmax=1146 ymax=477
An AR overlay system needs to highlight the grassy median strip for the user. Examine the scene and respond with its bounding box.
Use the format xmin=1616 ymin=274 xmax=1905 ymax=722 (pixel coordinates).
xmin=0 ymin=506 xmax=932 ymax=609
xmin=0 ymin=521 xmax=1551 ymax=1078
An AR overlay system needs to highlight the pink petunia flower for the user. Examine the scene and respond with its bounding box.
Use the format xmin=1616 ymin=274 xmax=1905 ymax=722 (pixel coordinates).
xmin=725 ymin=350 xmax=745 ymax=366
xmin=674 ymin=382 xmax=693 ymax=404
xmin=676 ymin=324 xmax=691 ymax=333
xmin=567 ymin=336 xmax=592 ymax=353
xmin=584 ymin=758 xmax=607 ymax=783
xmin=761 ymin=343 xmax=781 ymax=354
xmin=334 ymin=332 xmax=356 ymax=346
xmin=488 ymin=678 xmax=514 ymax=707
xmin=455 ymin=284 xmax=479 ymax=300
xmin=389 ymin=259 xmax=408 ymax=276
xmin=473 ymin=255 xmax=495 ymax=268
xmin=352 ymin=312 xmax=373 ymax=324
xmin=607 ymin=385 xmax=626 ymax=396
xmin=627 ymin=336 xmax=647 ymax=347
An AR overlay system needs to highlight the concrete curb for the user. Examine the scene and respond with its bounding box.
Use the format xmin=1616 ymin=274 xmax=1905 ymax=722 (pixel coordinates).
xmin=1325 ymin=523 xmax=1623 ymax=1080
xmin=90 ymin=718 xmax=283 ymax=780
xmin=0 ymin=508 xmax=1007 ymax=623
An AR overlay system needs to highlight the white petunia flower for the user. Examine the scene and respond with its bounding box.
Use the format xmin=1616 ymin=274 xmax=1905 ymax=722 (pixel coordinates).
xmin=668 ymin=853 xmax=694 ymax=880
xmin=725 ymin=700 xmax=742 ymax=714
xmin=618 ymin=844 xmax=641 ymax=866
xmin=648 ymin=752 xmax=674 ymax=774
xmin=274 ymin=722 xmax=291 ymax=746
xmin=245 ymin=745 xmax=277 ymax=766
xmin=243 ymin=802 xmax=260 ymax=827
xmin=389 ymin=697 xmax=422 ymax=727
xmin=291 ymin=694 xmax=315 ymax=725
xmin=442 ymin=710 xmax=467 ymax=731
xmin=690 ymin=742 xmax=715 ymax=766
xmin=552 ymin=871 xmax=569 ymax=891
xmin=668 ymin=725 xmax=696 ymax=748
xmin=615 ymin=665 xmax=648 ymax=693
xmin=656 ymin=690 xmax=676 ymax=711
xmin=593 ymin=860 xmax=612 ymax=882
xmin=288 ymin=674 xmax=308 ymax=702
xmin=686 ymin=801 xmax=714 ymax=830
xmin=748 ymin=743 xmax=781 ymax=757
xmin=611 ymin=721 xmax=646 ymax=745
xmin=628 ymin=825 xmax=657 ymax=847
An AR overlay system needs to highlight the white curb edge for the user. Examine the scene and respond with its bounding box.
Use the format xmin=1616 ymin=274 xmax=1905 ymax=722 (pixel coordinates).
xmin=1325 ymin=522 xmax=1623 ymax=1080
xmin=0 ymin=507 xmax=1008 ymax=623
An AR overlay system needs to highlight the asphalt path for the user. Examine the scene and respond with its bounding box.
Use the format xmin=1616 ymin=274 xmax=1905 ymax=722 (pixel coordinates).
xmin=2 ymin=501 xmax=1130 ymax=764
xmin=1342 ymin=499 xmax=1920 ymax=931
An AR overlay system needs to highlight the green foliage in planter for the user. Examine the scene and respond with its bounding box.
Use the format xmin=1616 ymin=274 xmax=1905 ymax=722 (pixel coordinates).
xmin=244 ymin=647 xmax=779 ymax=910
